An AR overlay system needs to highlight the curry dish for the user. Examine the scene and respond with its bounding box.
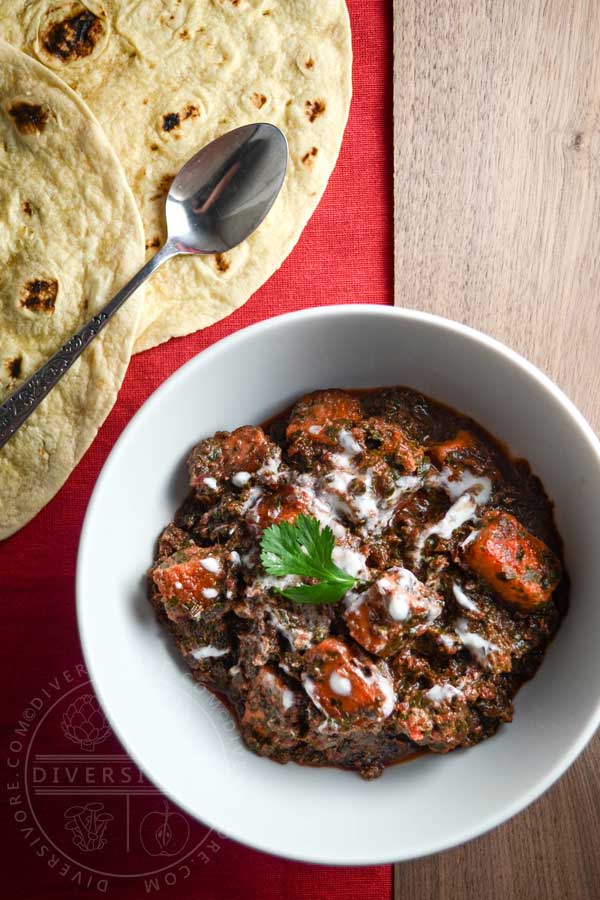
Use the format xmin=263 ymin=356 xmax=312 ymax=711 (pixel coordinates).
xmin=148 ymin=388 xmax=567 ymax=779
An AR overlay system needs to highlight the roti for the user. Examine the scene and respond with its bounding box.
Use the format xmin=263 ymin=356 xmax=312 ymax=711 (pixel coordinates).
xmin=0 ymin=0 xmax=352 ymax=352
xmin=0 ymin=40 xmax=144 ymax=539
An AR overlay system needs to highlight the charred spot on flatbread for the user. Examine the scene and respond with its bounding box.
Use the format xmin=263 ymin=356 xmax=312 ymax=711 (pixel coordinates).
xmin=251 ymin=92 xmax=267 ymax=109
xmin=182 ymin=103 xmax=200 ymax=121
xmin=21 ymin=200 xmax=33 ymax=216
xmin=150 ymin=174 xmax=175 ymax=201
xmin=305 ymin=99 xmax=326 ymax=122
xmin=8 ymin=102 xmax=48 ymax=135
xmin=20 ymin=279 xmax=58 ymax=313
xmin=5 ymin=356 xmax=23 ymax=379
xmin=41 ymin=8 xmax=104 ymax=63
xmin=301 ymin=146 xmax=319 ymax=167
xmin=214 ymin=253 xmax=230 ymax=273
xmin=162 ymin=112 xmax=180 ymax=132
xmin=162 ymin=104 xmax=200 ymax=133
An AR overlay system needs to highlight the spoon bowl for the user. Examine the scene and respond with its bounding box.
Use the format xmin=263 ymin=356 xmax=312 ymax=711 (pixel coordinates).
xmin=166 ymin=123 xmax=288 ymax=255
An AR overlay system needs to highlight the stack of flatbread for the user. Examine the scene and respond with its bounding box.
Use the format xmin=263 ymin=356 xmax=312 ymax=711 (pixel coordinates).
xmin=0 ymin=1 xmax=352 ymax=538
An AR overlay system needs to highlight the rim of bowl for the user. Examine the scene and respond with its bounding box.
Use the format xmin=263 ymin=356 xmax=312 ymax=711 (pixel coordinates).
xmin=76 ymin=304 xmax=600 ymax=865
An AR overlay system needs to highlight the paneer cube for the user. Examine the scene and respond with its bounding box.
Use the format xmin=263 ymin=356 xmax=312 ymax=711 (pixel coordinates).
xmin=429 ymin=429 xmax=493 ymax=474
xmin=151 ymin=546 xmax=226 ymax=623
xmin=245 ymin=485 xmax=307 ymax=531
xmin=301 ymin=637 xmax=396 ymax=725
xmin=463 ymin=512 xmax=561 ymax=609
xmin=429 ymin=430 xmax=478 ymax=465
xmin=187 ymin=426 xmax=279 ymax=493
xmin=286 ymin=390 xmax=362 ymax=455
xmin=345 ymin=567 xmax=441 ymax=656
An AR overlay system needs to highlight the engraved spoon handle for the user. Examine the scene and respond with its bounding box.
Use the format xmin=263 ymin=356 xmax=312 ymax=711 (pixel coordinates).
xmin=0 ymin=243 xmax=176 ymax=451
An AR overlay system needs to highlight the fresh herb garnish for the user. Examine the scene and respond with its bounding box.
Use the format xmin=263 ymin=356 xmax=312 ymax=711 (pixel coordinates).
xmin=260 ymin=514 xmax=360 ymax=605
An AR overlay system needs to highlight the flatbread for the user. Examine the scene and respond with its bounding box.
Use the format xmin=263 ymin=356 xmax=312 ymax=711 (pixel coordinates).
xmin=0 ymin=40 xmax=144 ymax=539
xmin=0 ymin=1 xmax=352 ymax=352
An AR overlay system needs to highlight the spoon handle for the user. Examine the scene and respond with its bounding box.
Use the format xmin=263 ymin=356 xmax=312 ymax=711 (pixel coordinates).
xmin=0 ymin=243 xmax=176 ymax=451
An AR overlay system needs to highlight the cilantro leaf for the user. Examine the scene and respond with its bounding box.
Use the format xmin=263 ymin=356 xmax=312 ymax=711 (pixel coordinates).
xmin=260 ymin=514 xmax=360 ymax=605
xmin=275 ymin=581 xmax=353 ymax=606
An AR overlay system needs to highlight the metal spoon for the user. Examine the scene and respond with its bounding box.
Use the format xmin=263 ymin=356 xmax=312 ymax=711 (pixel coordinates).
xmin=0 ymin=123 xmax=288 ymax=449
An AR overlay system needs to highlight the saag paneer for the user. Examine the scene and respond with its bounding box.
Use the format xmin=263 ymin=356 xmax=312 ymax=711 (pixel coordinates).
xmin=148 ymin=388 xmax=566 ymax=779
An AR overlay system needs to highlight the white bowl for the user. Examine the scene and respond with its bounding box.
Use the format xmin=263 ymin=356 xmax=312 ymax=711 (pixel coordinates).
xmin=77 ymin=306 xmax=600 ymax=865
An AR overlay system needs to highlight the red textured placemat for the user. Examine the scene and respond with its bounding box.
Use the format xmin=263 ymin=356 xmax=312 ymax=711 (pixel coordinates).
xmin=0 ymin=2 xmax=393 ymax=897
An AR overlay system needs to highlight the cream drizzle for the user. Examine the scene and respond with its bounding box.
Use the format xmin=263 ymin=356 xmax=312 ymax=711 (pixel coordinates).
xmin=329 ymin=671 xmax=352 ymax=696
xmin=452 ymin=582 xmax=480 ymax=613
xmin=426 ymin=683 xmax=463 ymax=704
xmin=282 ymin=689 xmax=295 ymax=710
xmin=413 ymin=468 xmax=492 ymax=564
xmin=190 ymin=645 xmax=229 ymax=660
xmin=331 ymin=544 xmax=369 ymax=579
xmin=455 ymin=618 xmax=500 ymax=668
xmin=337 ymin=429 xmax=362 ymax=456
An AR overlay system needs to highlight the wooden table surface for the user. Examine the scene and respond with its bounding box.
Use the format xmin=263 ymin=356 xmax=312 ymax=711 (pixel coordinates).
xmin=392 ymin=2 xmax=599 ymax=896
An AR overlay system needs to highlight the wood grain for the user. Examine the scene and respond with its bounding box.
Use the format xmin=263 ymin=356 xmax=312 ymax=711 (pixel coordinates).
xmin=393 ymin=734 xmax=600 ymax=900
xmin=393 ymin=0 xmax=600 ymax=433
xmin=392 ymin=2 xmax=600 ymax=896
